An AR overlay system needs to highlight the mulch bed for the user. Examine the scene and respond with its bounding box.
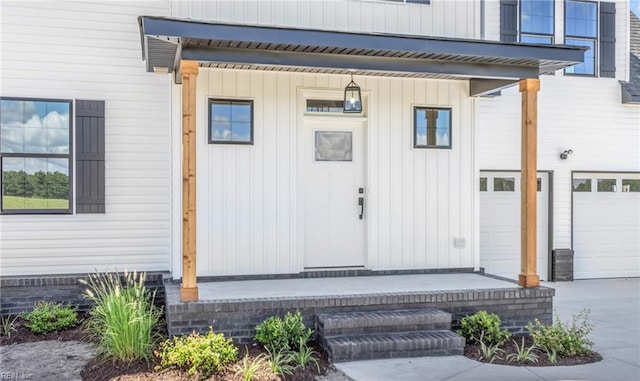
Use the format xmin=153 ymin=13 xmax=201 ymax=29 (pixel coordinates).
xmin=2 ymin=315 xmax=331 ymax=381
xmin=0 ymin=314 xmax=89 ymax=346
xmin=81 ymin=343 xmax=332 ymax=381
xmin=463 ymin=336 xmax=602 ymax=366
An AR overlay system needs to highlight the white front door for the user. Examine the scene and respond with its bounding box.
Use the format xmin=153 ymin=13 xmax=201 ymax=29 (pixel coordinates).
xmin=479 ymin=171 xmax=549 ymax=280
xmin=302 ymin=120 xmax=366 ymax=269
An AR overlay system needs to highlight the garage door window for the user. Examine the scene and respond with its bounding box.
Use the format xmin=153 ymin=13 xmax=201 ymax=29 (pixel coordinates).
xmin=480 ymin=177 xmax=487 ymax=191
xmin=573 ymin=178 xmax=591 ymax=192
xmin=597 ymin=179 xmax=616 ymax=192
xmin=622 ymin=179 xmax=640 ymax=192
xmin=494 ymin=177 xmax=515 ymax=192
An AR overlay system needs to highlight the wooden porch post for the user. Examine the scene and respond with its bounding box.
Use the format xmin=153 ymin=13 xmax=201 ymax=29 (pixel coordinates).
xmin=180 ymin=60 xmax=199 ymax=302
xmin=518 ymin=78 xmax=540 ymax=288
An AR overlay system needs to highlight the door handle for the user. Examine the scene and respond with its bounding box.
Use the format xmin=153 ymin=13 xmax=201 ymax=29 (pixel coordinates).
xmin=358 ymin=197 xmax=365 ymax=220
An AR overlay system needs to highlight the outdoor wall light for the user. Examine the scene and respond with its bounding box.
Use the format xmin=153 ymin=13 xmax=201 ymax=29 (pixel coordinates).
xmin=343 ymin=74 xmax=362 ymax=113
xmin=560 ymin=149 xmax=573 ymax=160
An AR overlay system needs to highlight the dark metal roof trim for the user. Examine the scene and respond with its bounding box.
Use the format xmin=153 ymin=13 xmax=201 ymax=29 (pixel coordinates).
xmin=181 ymin=47 xmax=540 ymax=80
xmin=620 ymin=82 xmax=640 ymax=104
xmin=138 ymin=15 xmax=586 ymax=93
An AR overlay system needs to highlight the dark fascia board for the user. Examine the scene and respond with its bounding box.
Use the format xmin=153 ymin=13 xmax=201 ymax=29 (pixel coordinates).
xmin=620 ymin=83 xmax=640 ymax=104
xmin=139 ymin=16 xmax=586 ymax=65
xmin=470 ymin=79 xmax=519 ymax=97
xmin=181 ymin=47 xmax=540 ymax=80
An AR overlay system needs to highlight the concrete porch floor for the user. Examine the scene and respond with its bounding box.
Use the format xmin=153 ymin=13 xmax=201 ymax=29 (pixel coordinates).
xmin=194 ymin=273 xmax=518 ymax=300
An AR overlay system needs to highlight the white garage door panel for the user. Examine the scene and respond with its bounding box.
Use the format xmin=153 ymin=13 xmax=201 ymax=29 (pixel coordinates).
xmin=573 ymin=173 xmax=640 ymax=279
xmin=480 ymin=171 xmax=549 ymax=281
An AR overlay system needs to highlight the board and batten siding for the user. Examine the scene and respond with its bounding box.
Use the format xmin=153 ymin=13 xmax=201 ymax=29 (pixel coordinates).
xmin=479 ymin=75 xmax=640 ymax=250
xmin=0 ymin=1 xmax=173 ymax=276
xmin=171 ymin=0 xmax=480 ymax=39
xmin=173 ymin=69 xmax=477 ymax=277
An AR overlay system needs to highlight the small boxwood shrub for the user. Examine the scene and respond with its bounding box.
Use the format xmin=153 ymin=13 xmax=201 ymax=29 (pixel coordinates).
xmin=254 ymin=311 xmax=312 ymax=353
xmin=157 ymin=328 xmax=238 ymax=379
xmin=527 ymin=309 xmax=594 ymax=357
xmin=458 ymin=311 xmax=511 ymax=346
xmin=24 ymin=301 xmax=78 ymax=334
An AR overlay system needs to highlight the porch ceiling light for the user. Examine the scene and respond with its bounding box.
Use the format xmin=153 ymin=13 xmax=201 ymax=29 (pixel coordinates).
xmin=343 ymin=74 xmax=362 ymax=113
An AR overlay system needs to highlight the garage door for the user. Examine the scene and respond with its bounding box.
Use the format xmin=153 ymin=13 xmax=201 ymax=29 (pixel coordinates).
xmin=480 ymin=172 xmax=549 ymax=281
xmin=573 ymin=173 xmax=640 ymax=279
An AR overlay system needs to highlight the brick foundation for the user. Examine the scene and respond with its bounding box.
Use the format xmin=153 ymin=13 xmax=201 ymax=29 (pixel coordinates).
xmin=165 ymin=283 xmax=554 ymax=343
xmin=0 ymin=272 xmax=168 ymax=316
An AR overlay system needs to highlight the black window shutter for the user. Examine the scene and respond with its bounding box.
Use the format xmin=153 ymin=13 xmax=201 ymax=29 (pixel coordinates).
xmin=75 ymin=100 xmax=105 ymax=214
xmin=599 ymin=2 xmax=616 ymax=78
xmin=500 ymin=0 xmax=518 ymax=42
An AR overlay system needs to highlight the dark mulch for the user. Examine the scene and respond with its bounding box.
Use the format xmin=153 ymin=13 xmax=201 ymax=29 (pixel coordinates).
xmin=81 ymin=343 xmax=332 ymax=381
xmin=0 ymin=313 xmax=89 ymax=346
xmin=463 ymin=336 xmax=602 ymax=366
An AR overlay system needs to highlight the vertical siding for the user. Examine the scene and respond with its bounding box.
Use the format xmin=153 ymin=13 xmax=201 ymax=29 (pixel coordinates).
xmin=0 ymin=1 xmax=172 ymax=276
xmin=172 ymin=0 xmax=480 ymax=39
xmin=479 ymin=76 xmax=640 ymax=249
xmin=186 ymin=69 xmax=476 ymax=276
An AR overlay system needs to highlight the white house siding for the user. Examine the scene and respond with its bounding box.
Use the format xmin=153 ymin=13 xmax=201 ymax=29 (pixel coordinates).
xmin=171 ymin=0 xmax=480 ymax=39
xmin=0 ymin=1 xmax=173 ymax=276
xmin=479 ymin=76 xmax=640 ymax=252
xmin=177 ymin=70 xmax=477 ymax=277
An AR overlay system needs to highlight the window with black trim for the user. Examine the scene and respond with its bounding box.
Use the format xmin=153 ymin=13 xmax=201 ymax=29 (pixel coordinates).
xmin=564 ymin=0 xmax=597 ymax=75
xmin=501 ymin=1 xmax=615 ymax=77
xmin=520 ymin=0 xmax=554 ymax=43
xmin=413 ymin=107 xmax=451 ymax=149
xmin=1 ymin=98 xmax=72 ymax=213
xmin=208 ymin=99 xmax=253 ymax=144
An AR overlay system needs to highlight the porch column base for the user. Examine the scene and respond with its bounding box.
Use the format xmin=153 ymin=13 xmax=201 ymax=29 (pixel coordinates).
xmin=180 ymin=286 xmax=199 ymax=302
xmin=518 ymin=274 xmax=540 ymax=288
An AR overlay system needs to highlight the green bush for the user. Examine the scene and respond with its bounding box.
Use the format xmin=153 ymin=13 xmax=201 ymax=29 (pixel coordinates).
xmin=157 ymin=328 xmax=238 ymax=380
xmin=81 ymin=271 xmax=162 ymax=363
xmin=254 ymin=311 xmax=312 ymax=353
xmin=526 ymin=309 xmax=594 ymax=357
xmin=24 ymin=301 xmax=78 ymax=334
xmin=457 ymin=311 xmax=511 ymax=346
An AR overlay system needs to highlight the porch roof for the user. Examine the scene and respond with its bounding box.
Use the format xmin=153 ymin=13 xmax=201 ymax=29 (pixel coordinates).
xmin=138 ymin=16 xmax=585 ymax=96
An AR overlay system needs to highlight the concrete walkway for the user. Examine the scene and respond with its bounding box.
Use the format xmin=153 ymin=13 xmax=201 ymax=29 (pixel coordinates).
xmin=335 ymin=278 xmax=640 ymax=381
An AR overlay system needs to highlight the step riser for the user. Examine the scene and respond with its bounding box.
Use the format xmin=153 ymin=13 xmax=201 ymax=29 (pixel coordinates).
xmin=316 ymin=308 xmax=452 ymax=337
xmin=324 ymin=330 xmax=466 ymax=362
xmin=331 ymin=348 xmax=464 ymax=363
xmin=318 ymin=322 xmax=451 ymax=338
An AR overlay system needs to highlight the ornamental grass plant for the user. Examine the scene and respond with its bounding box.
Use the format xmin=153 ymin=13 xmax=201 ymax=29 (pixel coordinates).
xmin=81 ymin=271 xmax=162 ymax=363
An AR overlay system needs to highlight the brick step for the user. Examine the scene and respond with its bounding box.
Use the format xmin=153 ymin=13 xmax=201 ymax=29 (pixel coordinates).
xmin=325 ymin=330 xmax=465 ymax=362
xmin=316 ymin=308 xmax=452 ymax=338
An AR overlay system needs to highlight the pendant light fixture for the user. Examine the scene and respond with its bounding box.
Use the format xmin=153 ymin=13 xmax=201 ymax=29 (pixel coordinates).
xmin=343 ymin=74 xmax=362 ymax=113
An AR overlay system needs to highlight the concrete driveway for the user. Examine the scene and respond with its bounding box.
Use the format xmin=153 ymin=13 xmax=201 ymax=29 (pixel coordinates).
xmin=335 ymin=278 xmax=640 ymax=381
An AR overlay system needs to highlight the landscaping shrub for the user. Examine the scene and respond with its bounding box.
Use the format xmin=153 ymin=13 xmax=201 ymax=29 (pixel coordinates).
xmin=458 ymin=310 xmax=511 ymax=346
xmin=81 ymin=271 xmax=162 ymax=363
xmin=526 ymin=309 xmax=594 ymax=357
xmin=254 ymin=311 xmax=312 ymax=353
xmin=157 ymin=328 xmax=238 ymax=380
xmin=24 ymin=301 xmax=78 ymax=334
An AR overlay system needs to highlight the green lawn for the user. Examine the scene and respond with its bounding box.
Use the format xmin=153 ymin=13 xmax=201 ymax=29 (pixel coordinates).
xmin=3 ymin=195 xmax=68 ymax=210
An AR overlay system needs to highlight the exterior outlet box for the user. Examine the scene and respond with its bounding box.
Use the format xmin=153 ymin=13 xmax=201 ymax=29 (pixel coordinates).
xmin=454 ymin=238 xmax=466 ymax=248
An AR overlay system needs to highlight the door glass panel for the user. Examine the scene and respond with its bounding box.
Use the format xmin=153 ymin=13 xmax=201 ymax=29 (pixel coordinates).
xmin=597 ymin=179 xmax=616 ymax=192
xmin=537 ymin=177 xmax=542 ymax=192
xmin=315 ymin=131 xmax=352 ymax=161
xmin=493 ymin=177 xmax=515 ymax=192
xmin=480 ymin=177 xmax=487 ymax=192
xmin=572 ymin=178 xmax=591 ymax=192
xmin=622 ymin=179 xmax=640 ymax=192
